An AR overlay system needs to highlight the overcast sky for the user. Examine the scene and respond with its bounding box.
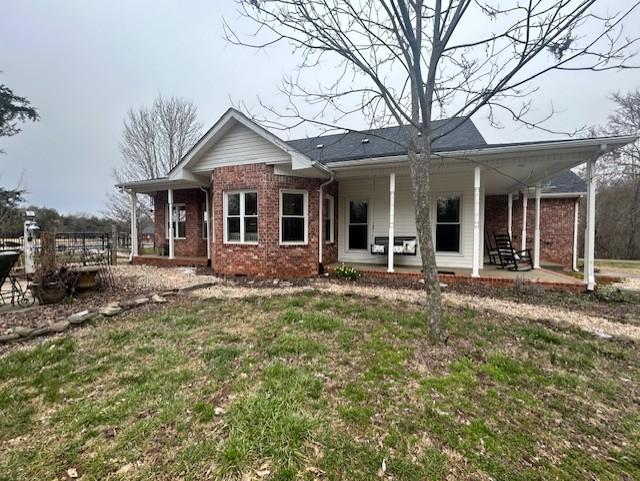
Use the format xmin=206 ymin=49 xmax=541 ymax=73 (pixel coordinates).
xmin=1 ymin=0 xmax=639 ymax=215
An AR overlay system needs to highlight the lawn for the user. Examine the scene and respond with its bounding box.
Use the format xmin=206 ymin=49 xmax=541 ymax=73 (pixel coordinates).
xmin=1 ymin=292 xmax=638 ymax=480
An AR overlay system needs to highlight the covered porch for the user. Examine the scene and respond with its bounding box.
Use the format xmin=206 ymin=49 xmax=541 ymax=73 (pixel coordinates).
xmin=332 ymin=138 xmax=608 ymax=290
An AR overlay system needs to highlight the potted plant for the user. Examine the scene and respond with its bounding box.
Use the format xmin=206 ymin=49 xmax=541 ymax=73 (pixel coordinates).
xmin=28 ymin=232 xmax=78 ymax=305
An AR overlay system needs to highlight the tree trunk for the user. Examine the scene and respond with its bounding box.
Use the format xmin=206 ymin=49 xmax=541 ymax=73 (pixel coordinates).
xmin=626 ymin=177 xmax=640 ymax=259
xmin=407 ymin=131 xmax=446 ymax=342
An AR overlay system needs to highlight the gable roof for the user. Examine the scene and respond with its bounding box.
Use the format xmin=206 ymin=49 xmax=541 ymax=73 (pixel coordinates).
xmin=543 ymin=169 xmax=586 ymax=195
xmin=287 ymin=117 xmax=486 ymax=164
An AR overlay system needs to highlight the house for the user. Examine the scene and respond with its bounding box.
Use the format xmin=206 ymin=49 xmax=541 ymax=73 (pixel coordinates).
xmin=118 ymin=108 xmax=636 ymax=290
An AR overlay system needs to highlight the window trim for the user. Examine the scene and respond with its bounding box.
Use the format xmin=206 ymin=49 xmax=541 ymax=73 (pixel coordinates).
xmin=279 ymin=189 xmax=309 ymax=245
xmin=223 ymin=190 xmax=259 ymax=245
xmin=434 ymin=194 xmax=462 ymax=254
xmin=324 ymin=194 xmax=335 ymax=244
xmin=165 ymin=203 xmax=186 ymax=240
xmin=346 ymin=197 xmax=369 ymax=252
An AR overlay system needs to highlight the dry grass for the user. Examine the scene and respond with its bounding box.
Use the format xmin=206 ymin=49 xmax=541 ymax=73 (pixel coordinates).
xmin=1 ymin=292 xmax=638 ymax=480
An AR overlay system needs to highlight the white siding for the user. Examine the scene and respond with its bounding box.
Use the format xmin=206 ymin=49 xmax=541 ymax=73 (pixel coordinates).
xmin=338 ymin=170 xmax=476 ymax=269
xmin=192 ymin=122 xmax=291 ymax=171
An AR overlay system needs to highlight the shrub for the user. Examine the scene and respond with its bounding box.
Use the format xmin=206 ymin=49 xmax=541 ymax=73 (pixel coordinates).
xmin=334 ymin=263 xmax=360 ymax=281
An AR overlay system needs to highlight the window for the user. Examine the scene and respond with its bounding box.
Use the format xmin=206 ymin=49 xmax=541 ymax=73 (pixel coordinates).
xmin=280 ymin=190 xmax=308 ymax=244
xmin=165 ymin=204 xmax=186 ymax=239
xmin=435 ymin=196 xmax=461 ymax=252
xmin=224 ymin=192 xmax=258 ymax=243
xmin=202 ymin=202 xmax=208 ymax=239
xmin=324 ymin=194 xmax=334 ymax=243
xmin=348 ymin=200 xmax=368 ymax=250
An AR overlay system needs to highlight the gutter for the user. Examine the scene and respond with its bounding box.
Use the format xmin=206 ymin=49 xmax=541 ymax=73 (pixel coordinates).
xmin=317 ymin=163 xmax=335 ymax=274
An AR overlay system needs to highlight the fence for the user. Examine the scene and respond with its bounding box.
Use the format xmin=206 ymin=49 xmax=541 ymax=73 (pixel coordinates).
xmin=0 ymin=234 xmax=24 ymax=251
xmin=0 ymin=230 xmax=139 ymax=266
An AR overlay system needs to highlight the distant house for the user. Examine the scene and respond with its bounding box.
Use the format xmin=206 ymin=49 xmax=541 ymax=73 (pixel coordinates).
xmin=119 ymin=108 xmax=636 ymax=290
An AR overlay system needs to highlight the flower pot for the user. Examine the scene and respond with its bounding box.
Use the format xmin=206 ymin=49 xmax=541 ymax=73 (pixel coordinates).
xmin=29 ymin=282 xmax=66 ymax=305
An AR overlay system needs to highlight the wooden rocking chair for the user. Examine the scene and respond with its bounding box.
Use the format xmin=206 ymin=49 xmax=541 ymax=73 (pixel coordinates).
xmin=493 ymin=233 xmax=534 ymax=271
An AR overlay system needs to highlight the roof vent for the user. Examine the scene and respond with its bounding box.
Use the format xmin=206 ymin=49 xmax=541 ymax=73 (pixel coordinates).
xmin=417 ymin=132 xmax=422 ymax=137
xmin=361 ymin=138 xmax=370 ymax=144
xmin=316 ymin=143 xmax=324 ymax=149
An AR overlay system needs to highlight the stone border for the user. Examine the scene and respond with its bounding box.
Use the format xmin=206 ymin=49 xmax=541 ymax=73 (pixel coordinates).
xmin=0 ymin=290 xmax=178 ymax=345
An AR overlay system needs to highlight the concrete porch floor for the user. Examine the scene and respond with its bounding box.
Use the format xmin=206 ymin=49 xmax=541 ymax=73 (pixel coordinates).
xmin=327 ymin=262 xmax=584 ymax=285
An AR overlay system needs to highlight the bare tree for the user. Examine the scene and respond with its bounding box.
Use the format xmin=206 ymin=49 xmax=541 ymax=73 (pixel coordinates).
xmin=226 ymin=0 xmax=639 ymax=341
xmin=106 ymin=95 xmax=202 ymax=226
xmin=593 ymin=90 xmax=640 ymax=259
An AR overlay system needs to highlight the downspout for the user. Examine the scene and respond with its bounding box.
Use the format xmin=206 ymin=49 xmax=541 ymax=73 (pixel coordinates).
xmin=314 ymin=160 xmax=334 ymax=275
xmin=200 ymin=186 xmax=212 ymax=266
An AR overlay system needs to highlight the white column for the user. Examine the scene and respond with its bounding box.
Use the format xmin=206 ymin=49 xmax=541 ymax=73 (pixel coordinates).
xmin=584 ymin=159 xmax=596 ymax=290
xmin=168 ymin=189 xmax=175 ymax=259
xmin=387 ymin=172 xmax=396 ymax=273
xmin=521 ymin=190 xmax=528 ymax=251
xmin=205 ymin=190 xmax=211 ymax=261
xmin=533 ymin=184 xmax=541 ymax=269
xmin=572 ymin=198 xmax=579 ymax=272
xmin=472 ymin=166 xmax=481 ymax=278
xmin=507 ymin=192 xmax=513 ymax=239
xmin=130 ymin=191 xmax=138 ymax=257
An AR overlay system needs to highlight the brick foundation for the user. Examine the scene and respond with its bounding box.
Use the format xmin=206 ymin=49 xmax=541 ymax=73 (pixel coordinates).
xmin=485 ymin=194 xmax=578 ymax=267
xmin=326 ymin=265 xmax=586 ymax=294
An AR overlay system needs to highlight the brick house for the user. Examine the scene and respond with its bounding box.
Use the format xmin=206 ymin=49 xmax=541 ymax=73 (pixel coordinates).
xmin=119 ymin=108 xmax=635 ymax=289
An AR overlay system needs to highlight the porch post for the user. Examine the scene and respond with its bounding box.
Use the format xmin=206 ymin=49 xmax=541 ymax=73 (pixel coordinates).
xmin=387 ymin=172 xmax=395 ymax=273
xmin=521 ymin=190 xmax=528 ymax=251
xmin=130 ymin=191 xmax=138 ymax=257
xmin=205 ymin=189 xmax=211 ymax=261
xmin=533 ymin=184 xmax=541 ymax=269
xmin=472 ymin=166 xmax=481 ymax=278
xmin=168 ymin=188 xmax=175 ymax=259
xmin=507 ymin=192 xmax=513 ymax=239
xmin=572 ymin=198 xmax=579 ymax=271
xmin=584 ymin=158 xmax=596 ymax=290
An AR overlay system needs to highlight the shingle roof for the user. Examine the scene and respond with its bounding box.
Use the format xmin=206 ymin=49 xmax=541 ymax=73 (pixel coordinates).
xmin=543 ymin=169 xmax=586 ymax=194
xmin=286 ymin=117 xmax=487 ymax=163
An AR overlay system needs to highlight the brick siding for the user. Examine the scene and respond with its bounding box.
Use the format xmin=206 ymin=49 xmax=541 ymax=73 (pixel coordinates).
xmin=484 ymin=194 xmax=578 ymax=267
xmin=210 ymin=164 xmax=338 ymax=278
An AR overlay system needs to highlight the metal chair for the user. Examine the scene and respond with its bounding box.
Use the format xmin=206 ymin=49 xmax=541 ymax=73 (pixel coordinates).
xmin=0 ymin=251 xmax=34 ymax=307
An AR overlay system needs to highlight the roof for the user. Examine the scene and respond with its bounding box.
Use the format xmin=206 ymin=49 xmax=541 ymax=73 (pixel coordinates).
xmin=287 ymin=117 xmax=487 ymax=164
xmin=543 ymin=169 xmax=586 ymax=195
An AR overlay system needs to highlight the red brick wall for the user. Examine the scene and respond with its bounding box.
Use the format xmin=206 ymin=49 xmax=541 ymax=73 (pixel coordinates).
xmin=485 ymin=194 xmax=577 ymax=267
xmin=152 ymin=189 xmax=208 ymax=258
xmin=210 ymin=164 xmax=338 ymax=278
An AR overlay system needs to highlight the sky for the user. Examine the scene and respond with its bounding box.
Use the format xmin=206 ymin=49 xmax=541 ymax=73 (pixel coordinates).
xmin=1 ymin=0 xmax=639 ymax=215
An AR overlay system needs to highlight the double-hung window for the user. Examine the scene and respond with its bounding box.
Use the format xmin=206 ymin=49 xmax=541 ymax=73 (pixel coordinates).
xmin=165 ymin=204 xmax=186 ymax=239
xmin=280 ymin=190 xmax=308 ymax=244
xmin=435 ymin=195 xmax=461 ymax=253
xmin=323 ymin=194 xmax=334 ymax=243
xmin=224 ymin=191 xmax=258 ymax=243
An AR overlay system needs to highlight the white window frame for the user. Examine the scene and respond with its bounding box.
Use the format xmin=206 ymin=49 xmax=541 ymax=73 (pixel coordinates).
xmin=324 ymin=194 xmax=335 ymax=244
xmin=433 ymin=194 xmax=462 ymax=254
xmin=279 ymin=189 xmax=309 ymax=245
xmin=223 ymin=191 xmax=258 ymax=244
xmin=165 ymin=203 xmax=186 ymax=240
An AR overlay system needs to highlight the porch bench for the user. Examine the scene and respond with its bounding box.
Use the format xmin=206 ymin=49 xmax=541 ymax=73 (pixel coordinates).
xmin=370 ymin=236 xmax=418 ymax=256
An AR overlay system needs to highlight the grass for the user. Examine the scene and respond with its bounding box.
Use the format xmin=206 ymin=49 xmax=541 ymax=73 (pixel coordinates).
xmin=0 ymin=293 xmax=639 ymax=480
